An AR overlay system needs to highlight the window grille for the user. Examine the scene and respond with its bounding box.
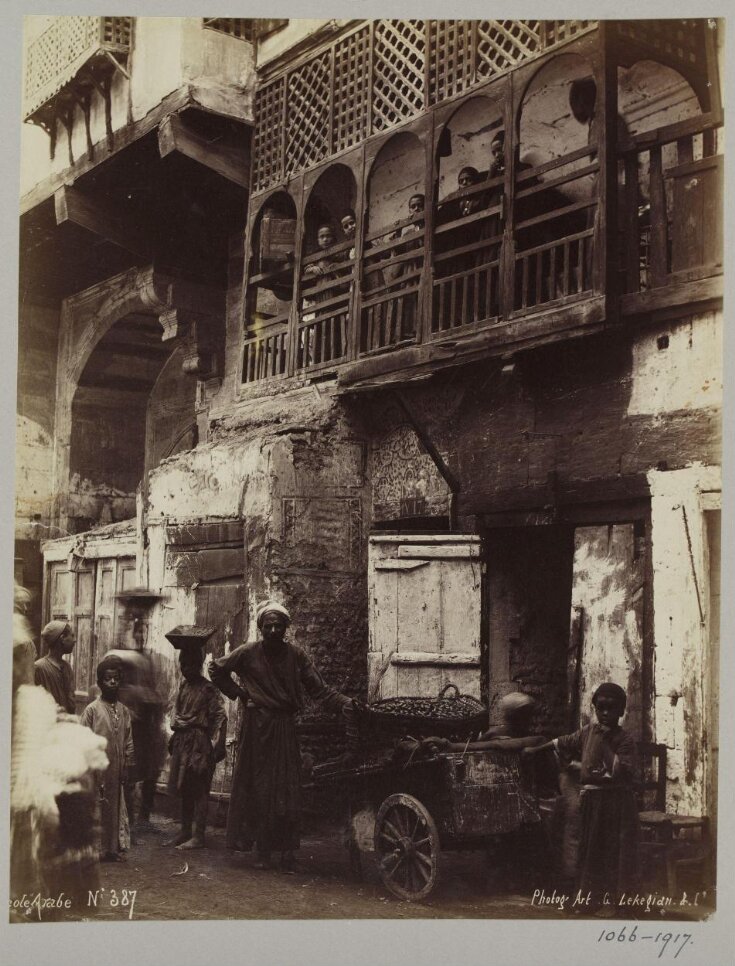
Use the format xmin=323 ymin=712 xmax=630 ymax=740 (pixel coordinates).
xmin=333 ymin=25 xmax=371 ymax=153
xmin=253 ymin=77 xmax=286 ymax=193
xmin=203 ymin=18 xmax=256 ymax=42
xmin=252 ymin=19 xmax=599 ymax=192
xmin=371 ymin=20 xmax=426 ymax=132
xmin=428 ymin=21 xmax=474 ymax=105
xmin=285 ymin=51 xmax=332 ymax=176
xmin=476 ymin=20 xmax=541 ymax=79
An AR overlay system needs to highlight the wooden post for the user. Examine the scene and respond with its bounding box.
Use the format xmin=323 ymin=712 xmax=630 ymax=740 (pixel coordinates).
xmin=594 ymin=23 xmax=619 ymax=312
xmin=648 ymin=145 xmax=668 ymax=288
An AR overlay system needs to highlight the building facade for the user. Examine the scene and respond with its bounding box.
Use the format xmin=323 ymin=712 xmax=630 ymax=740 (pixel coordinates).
xmin=18 ymin=19 xmax=722 ymax=818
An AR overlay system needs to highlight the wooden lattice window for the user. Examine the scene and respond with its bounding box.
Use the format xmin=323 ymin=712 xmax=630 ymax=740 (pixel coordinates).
xmin=285 ymin=51 xmax=332 ymax=176
xmin=102 ymin=16 xmax=132 ymax=46
xmin=614 ymin=20 xmax=706 ymax=72
xmin=428 ymin=20 xmax=474 ymax=105
xmin=540 ymin=21 xmax=595 ymax=48
xmin=476 ymin=20 xmax=541 ymax=79
xmin=333 ymin=25 xmax=371 ymax=153
xmin=372 ymin=20 xmax=426 ymax=132
xmin=203 ymin=18 xmax=256 ymax=42
xmin=253 ymin=77 xmax=285 ymax=192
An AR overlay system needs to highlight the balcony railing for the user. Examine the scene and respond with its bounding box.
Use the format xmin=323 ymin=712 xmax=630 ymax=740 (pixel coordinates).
xmin=24 ymin=16 xmax=132 ymax=123
xmin=241 ymin=113 xmax=723 ymax=388
xmin=617 ymin=116 xmax=723 ymax=297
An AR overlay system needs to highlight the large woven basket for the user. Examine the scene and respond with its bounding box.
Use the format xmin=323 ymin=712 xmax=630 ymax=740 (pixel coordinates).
xmin=352 ymin=684 xmax=487 ymax=743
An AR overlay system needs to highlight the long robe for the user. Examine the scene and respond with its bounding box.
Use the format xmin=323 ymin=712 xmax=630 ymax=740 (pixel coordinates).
xmin=34 ymin=655 xmax=75 ymax=714
xmin=167 ymin=676 xmax=227 ymax=795
xmin=210 ymin=639 xmax=349 ymax=852
xmin=555 ymin=723 xmax=639 ymax=897
xmin=80 ymin=698 xmax=134 ymax=855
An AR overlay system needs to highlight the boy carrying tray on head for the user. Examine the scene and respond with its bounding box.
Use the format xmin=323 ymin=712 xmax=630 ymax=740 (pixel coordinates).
xmin=163 ymin=633 xmax=227 ymax=850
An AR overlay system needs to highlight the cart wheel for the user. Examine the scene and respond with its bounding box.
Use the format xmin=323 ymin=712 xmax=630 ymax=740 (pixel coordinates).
xmin=374 ymin=793 xmax=439 ymax=900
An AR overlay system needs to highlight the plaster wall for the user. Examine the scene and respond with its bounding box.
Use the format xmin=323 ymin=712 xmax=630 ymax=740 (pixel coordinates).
xmin=648 ymin=464 xmax=720 ymax=816
xmin=21 ymin=17 xmax=256 ymax=197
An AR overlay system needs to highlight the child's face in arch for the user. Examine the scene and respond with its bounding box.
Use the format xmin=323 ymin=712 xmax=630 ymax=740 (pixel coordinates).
xmin=317 ymin=226 xmax=335 ymax=249
xmin=340 ymin=215 xmax=356 ymax=238
xmin=593 ymin=695 xmax=623 ymax=729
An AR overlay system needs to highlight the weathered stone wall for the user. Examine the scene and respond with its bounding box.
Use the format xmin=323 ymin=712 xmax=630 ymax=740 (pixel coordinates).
xmin=363 ymin=313 xmax=722 ymax=518
xmin=143 ymin=388 xmax=370 ymax=763
xmin=15 ymin=302 xmax=60 ymax=541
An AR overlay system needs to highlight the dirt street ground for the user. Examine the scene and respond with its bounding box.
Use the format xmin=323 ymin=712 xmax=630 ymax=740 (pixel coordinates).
xmin=87 ymin=815 xmax=713 ymax=923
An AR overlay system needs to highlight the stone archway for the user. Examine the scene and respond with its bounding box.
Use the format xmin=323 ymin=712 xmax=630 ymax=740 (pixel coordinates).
xmin=53 ymin=266 xmax=223 ymax=534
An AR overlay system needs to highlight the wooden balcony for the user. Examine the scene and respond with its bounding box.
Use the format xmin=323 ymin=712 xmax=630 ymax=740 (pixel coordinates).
xmin=240 ymin=20 xmax=723 ymax=394
xmin=24 ymin=17 xmax=132 ymax=128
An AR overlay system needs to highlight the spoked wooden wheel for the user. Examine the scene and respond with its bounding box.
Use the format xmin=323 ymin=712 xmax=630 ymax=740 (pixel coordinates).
xmin=374 ymin=793 xmax=439 ymax=900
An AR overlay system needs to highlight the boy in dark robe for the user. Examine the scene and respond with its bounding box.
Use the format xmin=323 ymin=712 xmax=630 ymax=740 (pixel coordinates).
xmin=80 ymin=655 xmax=135 ymax=861
xmin=34 ymin=621 xmax=76 ymax=714
xmin=524 ymin=682 xmax=640 ymax=913
xmin=164 ymin=646 xmax=227 ymax=850
xmin=210 ymin=600 xmax=353 ymax=873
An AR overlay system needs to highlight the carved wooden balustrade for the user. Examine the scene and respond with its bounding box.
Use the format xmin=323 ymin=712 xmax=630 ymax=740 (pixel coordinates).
xmin=617 ymin=115 xmax=723 ymax=298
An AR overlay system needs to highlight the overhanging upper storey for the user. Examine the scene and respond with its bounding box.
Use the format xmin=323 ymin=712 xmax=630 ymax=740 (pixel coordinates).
xmin=239 ymin=19 xmax=722 ymax=394
xmin=24 ymin=17 xmax=132 ymax=135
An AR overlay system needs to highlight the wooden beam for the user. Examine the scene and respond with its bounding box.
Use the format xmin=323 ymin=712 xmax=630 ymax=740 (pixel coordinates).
xmin=158 ymin=113 xmax=249 ymax=189
xmin=619 ymin=274 xmax=723 ymax=318
xmin=54 ymin=184 xmax=152 ymax=259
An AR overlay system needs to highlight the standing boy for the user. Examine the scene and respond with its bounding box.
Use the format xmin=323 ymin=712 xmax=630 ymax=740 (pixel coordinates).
xmin=34 ymin=621 xmax=76 ymax=714
xmin=80 ymin=654 xmax=135 ymax=861
xmin=164 ymin=646 xmax=227 ymax=850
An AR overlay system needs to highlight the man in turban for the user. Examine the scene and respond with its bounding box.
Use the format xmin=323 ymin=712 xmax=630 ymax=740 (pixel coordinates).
xmin=210 ymin=599 xmax=353 ymax=872
xmin=34 ymin=621 xmax=77 ymax=714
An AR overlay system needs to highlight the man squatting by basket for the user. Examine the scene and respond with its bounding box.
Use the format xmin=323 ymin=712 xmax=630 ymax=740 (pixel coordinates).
xmin=210 ymin=600 xmax=354 ymax=873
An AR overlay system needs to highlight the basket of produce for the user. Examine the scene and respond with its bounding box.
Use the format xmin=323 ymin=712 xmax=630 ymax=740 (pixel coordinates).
xmin=349 ymin=684 xmax=487 ymax=743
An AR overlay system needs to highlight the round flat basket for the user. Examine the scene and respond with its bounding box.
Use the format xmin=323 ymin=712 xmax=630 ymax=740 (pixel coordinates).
xmin=356 ymin=684 xmax=487 ymax=742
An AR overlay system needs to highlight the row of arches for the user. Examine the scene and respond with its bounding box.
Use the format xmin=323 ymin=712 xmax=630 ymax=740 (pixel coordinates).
xmin=242 ymin=53 xmax=704 ymax=379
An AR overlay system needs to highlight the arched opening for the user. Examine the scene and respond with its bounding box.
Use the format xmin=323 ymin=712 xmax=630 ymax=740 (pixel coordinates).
xmin=68 ymin=311 xmax=183 ymax=534
xmin=361 ymin=131 xmax=425 ymax=353
xmin=242 ymin=191 xmax=297 ymax=382
xmin=617 ymin=61 xmax=712 ymax=291
xmin=296 ymin=164 xmax=357 ymax=371
xmin=514 ymin=54 xmax=599 ymax=309
xmin=433 ymin=96 xmax=505 ymax=332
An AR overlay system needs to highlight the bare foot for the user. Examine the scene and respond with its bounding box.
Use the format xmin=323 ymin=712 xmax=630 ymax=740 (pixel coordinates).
xmin=162 ymin=831 xmax=192 ymax=848
xmin=176 ymin=837 xmax=205 ymax=850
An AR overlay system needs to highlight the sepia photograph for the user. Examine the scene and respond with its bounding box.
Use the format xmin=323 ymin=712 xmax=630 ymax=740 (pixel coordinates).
xmin=5 ymin=7 xmax=731 ymax=961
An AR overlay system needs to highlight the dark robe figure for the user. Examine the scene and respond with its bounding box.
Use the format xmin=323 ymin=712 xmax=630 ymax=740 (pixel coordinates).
xmin=164 ymin=647 xmax=227 ymax=850
xmin=34 ymin=620 xmax=76 ymax=714
xmin=527 ymin=682 xmax=640 ymax=908
xmin=210 ymin=600 xmax=351 ymax=871
xmin=80 ymin=656 xmax=135 ymax=861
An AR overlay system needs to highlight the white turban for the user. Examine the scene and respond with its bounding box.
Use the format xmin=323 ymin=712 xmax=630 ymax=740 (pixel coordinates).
xmin=256 ymin=600 xmax=291 ymax=629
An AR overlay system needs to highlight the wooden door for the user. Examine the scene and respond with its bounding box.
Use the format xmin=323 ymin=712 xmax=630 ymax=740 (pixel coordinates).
xmin=195 ymin=580 xmax=246 ymax=796
xmin=569 ymin=524 xmax=646 ymax=737
xmin=71 ymin=564 xmax=96 ymax=711
xmin=368 ymin=535 xmax=482 ymax=700
xmin=44 ymin=555 xmax=136 ymax=712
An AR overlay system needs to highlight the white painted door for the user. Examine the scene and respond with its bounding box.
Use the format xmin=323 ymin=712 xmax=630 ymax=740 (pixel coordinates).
xmin=570 ymin=524 xmax=645 ymax=736
xmin=368 ymin=535 xmax=482 ymax=700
